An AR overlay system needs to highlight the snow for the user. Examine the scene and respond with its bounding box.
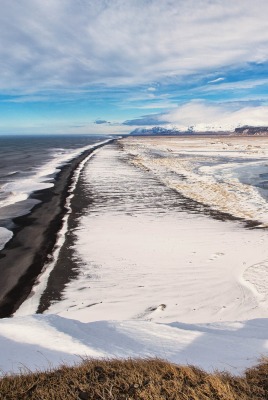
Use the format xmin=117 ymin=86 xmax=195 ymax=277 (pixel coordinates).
xmin=1 ymin=137 xmax=268 ymax=376
xmin=44 ymin=213 xmax=268 ymax=325
xmin=43 ymin=139 xmax=268 ymax=324
xmin=0 ymin=314 xmax=267 ymax=375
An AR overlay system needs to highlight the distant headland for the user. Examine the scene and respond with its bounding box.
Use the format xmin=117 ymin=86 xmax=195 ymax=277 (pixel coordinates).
xmin=129 ymin=126 xmax=268 ymax=136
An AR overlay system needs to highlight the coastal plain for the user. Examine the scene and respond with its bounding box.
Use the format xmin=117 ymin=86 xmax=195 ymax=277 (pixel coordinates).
xmin=1 ymin=136 xmax=268 ymax=375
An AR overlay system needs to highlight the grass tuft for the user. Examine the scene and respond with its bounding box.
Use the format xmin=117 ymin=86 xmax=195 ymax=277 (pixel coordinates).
xmin=0 ymin=358 xmax=267 ymax=399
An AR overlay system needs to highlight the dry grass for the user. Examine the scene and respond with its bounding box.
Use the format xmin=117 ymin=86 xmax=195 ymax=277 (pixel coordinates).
xmin=0 ymin=358 xmax=267 ymax=400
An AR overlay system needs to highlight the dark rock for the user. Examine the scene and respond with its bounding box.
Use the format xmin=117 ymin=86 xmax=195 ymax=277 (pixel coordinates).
xmin=78 ymin=390 xmax=90 ymax=400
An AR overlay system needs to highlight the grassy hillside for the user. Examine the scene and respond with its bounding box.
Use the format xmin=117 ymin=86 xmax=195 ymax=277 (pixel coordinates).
xmin=0 ymin=358 xmax=267 ymax=399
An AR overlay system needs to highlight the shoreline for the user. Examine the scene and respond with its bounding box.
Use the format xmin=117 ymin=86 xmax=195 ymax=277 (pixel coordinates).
xmin=37 ymin=139 xmax=265 ymax=314
xmin=3 ymin=137 xmax=267 ymax=318
xmin=0 ymin=139 xmax=113 ymax=318
xmin=36 ymin=155 xmax=92 ymax=313
xmin=1 ymin=137 xmax=267 ymax=375
xmin=44 ymin=138 xmax=268 ymax=325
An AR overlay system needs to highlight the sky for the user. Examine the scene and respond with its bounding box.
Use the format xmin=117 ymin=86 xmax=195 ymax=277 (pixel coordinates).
xmin=1 ymin=0 xmax=268 ymax=134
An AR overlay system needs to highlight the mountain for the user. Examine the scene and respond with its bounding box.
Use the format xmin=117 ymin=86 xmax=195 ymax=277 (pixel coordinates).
xmin=130 ymin=126 xmax=183 ymax=135
xmin=130 ymin=125 xmax=268 ymax=136
xmin=235 ymin=126 xmax=268 ymax=135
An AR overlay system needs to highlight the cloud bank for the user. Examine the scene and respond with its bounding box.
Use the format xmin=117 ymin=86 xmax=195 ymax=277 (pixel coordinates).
xmin=1 ymin=0 xmax=268 ymax=93
xmin=125 ymin=101 xmax=268 ymax=131
xmin=1 ymin=0 xmax=268 ymax=133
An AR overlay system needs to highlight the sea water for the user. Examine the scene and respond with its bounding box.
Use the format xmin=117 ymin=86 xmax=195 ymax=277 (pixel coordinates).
xmin=0 ymin=134 xmax=108 ymax=250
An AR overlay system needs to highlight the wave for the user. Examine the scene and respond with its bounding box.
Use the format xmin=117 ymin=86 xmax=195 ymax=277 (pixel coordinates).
xmin=0 ymin=140 xmax=112 ymax=248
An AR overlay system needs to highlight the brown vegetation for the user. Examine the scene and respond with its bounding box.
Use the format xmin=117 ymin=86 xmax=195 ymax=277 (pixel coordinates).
xmin=0 ymin=358 xmax=267 ymax=400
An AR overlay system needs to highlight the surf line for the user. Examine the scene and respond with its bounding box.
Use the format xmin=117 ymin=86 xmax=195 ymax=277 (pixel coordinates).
xmin=14 ymin=139 xmax=114 ymax=316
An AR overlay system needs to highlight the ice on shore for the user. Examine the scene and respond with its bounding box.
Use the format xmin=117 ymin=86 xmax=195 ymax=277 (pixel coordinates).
xmin=122 ymin=137 xmax=268 ymax=226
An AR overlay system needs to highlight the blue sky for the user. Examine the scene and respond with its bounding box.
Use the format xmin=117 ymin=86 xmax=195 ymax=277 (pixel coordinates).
xmin=1 ymin=0 xmax=268 ymax=134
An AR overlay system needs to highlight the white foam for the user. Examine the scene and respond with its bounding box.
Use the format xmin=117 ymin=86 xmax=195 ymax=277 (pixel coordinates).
xmin=0 ymin=138 xmax=112 ymax=249
xmin=0 ymin=140 xmax=110 ymax=211
xmin=0 ymin=227 xmax=13 ymax=251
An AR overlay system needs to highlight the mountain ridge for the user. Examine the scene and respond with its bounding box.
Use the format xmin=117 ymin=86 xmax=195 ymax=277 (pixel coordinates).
xmin=129 ymin=126 xmax=268 ymax=136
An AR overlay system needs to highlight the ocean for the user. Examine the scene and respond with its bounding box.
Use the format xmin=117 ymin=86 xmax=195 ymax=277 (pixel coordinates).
xmin=0 ymin=134 xmax=108 ymax=251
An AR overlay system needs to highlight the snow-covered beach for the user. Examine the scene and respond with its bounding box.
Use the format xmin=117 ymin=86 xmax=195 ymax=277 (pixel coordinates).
xmin=1 ymin=136 xmax=268 ymax=375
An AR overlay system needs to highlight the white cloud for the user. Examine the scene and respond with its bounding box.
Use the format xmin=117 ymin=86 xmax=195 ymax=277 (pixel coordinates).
xmin=0 ymin=118 xmax=129 ymax=135
xmin=1 ymin=0 xmax=268 ymax=93
xmin=208 ymin=77 xmax=225 ymax=84
xmin=157 ymin=101 xmax=268 ymax=131
xmin=204 ymin=78 xmax=268 ymax=92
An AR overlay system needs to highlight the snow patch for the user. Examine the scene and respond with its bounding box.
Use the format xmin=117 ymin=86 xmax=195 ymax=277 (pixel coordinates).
xmin=0 ymin=314 xmax=267 ymax=376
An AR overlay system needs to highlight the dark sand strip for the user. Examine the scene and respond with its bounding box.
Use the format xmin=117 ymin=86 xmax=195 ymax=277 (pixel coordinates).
xmin=0 ymin=140 xmax=113 ymax=318
xmin=37 ymin=156 xmax=92 ymax=313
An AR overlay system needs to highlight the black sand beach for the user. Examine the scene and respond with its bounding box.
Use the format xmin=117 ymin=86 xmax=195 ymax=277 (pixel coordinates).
xmin=0 ymin=137 xmax=263 ymax=319
xmin=37 ymin=156 xmax=92 ymax=314
xmin=0 ymin=140 xmax=113 ymax=318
